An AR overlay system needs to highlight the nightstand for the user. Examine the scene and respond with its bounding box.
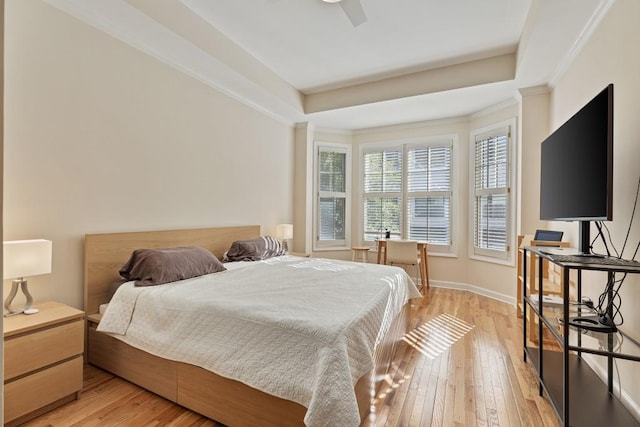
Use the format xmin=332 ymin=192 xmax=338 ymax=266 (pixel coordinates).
xmin=3 ymin=301 xmax=85 ymax=426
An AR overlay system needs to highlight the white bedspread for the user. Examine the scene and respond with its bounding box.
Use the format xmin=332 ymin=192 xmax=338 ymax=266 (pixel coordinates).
xmin=98 ymin=256 xmax=421 ymax=426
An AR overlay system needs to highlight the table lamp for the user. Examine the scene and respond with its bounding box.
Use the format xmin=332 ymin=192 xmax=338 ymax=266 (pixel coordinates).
xmin=3 ymin=239 xmax=52 ymax=316
xmin=276 ymin=224 xmax=293 ymax=253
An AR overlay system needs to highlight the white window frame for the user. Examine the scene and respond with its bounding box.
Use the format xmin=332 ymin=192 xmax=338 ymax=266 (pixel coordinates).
xmin=469 ymin=119 xmax=517 ymax=265
xmin=361 ymin=144 xmax=403 ymax=241
xmin=360 ymin=136 xmax=456 ymax=254
xmin=313 ymin=141 xmax=351 ymax=251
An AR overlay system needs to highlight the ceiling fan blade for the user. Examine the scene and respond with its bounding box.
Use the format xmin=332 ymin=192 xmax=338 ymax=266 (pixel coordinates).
xmin=339 ymin=0 xmax=367 ymax=27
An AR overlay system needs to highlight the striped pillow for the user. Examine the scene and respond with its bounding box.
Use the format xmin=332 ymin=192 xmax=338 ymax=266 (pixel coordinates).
xmin=223 ymin=236 xmax=286 ymax=262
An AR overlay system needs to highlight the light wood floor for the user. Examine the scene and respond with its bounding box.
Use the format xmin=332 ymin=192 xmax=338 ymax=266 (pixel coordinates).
xmin=23 ymin=288 xmax=559 ymax=427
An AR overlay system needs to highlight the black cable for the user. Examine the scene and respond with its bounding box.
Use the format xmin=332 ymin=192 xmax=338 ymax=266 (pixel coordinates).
xmin=597 ymin=275 xmax=613 ymax=311
xmin=588 ymin=176 xmax=640 ymax=327
xmin=597 ymin=272 xmax=626 ymax=326
xmin=610 ymin=277 xmax=624 ymax=324
xmin=590 ymin=230 xmax=599 ymax=249
xmin=596 ymin=274 xmax=614 ymax=311
xmin=600 ymin=221 xmax=620 ymax=258
xmin=621 ymin=175 xmax=640 ymax=258
xmin=633 ymin=235 xmax=640 ymax=260
xmin=595 ymin=221 xmax=613 ymax=257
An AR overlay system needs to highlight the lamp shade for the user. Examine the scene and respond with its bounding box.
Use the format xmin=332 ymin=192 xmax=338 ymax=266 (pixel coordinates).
xmin=276 ymin=224 xmax=293 ymax=240
xmin=3 ymin=240 xmax=52 ymax=280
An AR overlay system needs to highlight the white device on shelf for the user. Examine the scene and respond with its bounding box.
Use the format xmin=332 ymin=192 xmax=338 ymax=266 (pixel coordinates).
xmin=529 ymin=294 xmax=564 ymax=306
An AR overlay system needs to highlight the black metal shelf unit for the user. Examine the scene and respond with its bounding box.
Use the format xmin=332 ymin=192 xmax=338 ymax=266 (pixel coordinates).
xmin=522 ymin=246 xmax=640 ymax=426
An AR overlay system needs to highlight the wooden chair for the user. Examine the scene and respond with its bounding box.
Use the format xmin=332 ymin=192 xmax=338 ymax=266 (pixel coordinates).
xmin=385 ymin=240 xmax=422 ymax=292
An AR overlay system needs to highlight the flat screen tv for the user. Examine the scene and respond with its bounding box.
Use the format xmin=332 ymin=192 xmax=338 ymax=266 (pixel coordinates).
xmin=540 ymin=84 xmax=613 ymax=253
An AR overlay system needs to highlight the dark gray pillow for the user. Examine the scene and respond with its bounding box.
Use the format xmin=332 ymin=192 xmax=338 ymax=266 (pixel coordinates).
xmin=223 ymin=236 xmax=285 ymax=262
xmin=119 ymin=246 xmax=226 ymax=287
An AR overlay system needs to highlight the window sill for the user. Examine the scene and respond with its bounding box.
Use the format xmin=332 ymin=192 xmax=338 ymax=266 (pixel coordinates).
xmin=469 ymin=253 xmax=515 ymax=267
xmin=313 ymin=246 xmax=351 ymax=252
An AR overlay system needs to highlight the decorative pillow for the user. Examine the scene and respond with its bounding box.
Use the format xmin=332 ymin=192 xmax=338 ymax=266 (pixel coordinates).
xmin=119 ymin=246 xmax=226 ymax=287
xmin=223 ymin=236 xmax=286 ymax=262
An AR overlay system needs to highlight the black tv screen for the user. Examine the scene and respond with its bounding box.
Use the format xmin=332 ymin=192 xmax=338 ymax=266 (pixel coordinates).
xmin=540 ymin=84 xmax=613 ymax=221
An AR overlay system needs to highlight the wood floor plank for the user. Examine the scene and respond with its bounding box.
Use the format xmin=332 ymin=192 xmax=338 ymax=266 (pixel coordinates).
xmin=22 ymin=288 xmax=559 ymax=427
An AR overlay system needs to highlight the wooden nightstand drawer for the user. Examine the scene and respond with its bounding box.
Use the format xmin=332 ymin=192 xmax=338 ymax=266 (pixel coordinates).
xmin=4 ymin=319 xmax=84 ymax=380
xmin=3 ymin=302 xmax=85 ymax=426
xmin=4 ymin=356 xmax=83 ymax=423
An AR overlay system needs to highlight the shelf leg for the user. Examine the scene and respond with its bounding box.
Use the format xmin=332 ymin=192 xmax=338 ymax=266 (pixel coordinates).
xmin=538 ymin=256 xmax=544 ymax=398
xmin=523 ymin=248 xmax=528 ymax=362
xmin=563 ymin=266 xmax=570 ymax=425
xmin=608 ymin=345 xmax=614 ymax=393
xmin=577 ymin=270 xmax=582 ymax=355
xmin=607 ymin=271 xmax=614 ymax=394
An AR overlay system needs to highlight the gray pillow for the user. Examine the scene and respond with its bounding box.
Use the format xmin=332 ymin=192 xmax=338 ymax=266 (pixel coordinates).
xmin=119 ymin=246 xmax=226 ymax=287
xmin=223 ymin=236 xmax=285 ymax=262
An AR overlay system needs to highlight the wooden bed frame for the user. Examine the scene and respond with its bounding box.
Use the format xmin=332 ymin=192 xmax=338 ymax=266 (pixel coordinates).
xmin=84 ymin=225 xmax=411 ymax=426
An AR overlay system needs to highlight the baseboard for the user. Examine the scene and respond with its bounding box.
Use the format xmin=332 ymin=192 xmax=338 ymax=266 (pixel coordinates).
xmin=582 ymin=353 xmax=640 ymax=423
xmin=429 ymin=280 xmax=515 ymax=306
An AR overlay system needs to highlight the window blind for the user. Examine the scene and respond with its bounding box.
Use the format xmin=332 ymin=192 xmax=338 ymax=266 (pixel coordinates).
xmin=363 ymin=150 xmax=402 ymax=193
xmin=473 ymin=130 xmax=509 ymax=252
xmin=318 ymin=148 xmax=347 ymax=242
xmin=363 ymin=150 xmax=403 ymax=240
xmin=406 ymin=145 xmax=452 ymax=244
xmin=363 ymin=142 xmax=453 ymax=246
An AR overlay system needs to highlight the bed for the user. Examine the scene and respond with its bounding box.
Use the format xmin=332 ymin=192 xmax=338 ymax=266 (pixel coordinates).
xmin=84 ymin=225 xmax=420 ymax=426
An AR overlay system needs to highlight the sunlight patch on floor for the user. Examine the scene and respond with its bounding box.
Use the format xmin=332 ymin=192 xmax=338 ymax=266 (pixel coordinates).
xmin=403 ymin=313 xmax=475 ymax=359
xmin=373 ymin=367 xmax=410 ymax=402
xmin=366 ymin=363 xmax=411 ymax=422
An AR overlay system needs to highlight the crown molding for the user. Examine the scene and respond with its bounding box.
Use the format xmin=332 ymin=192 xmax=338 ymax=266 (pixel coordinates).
xmin=467 ymin=97 xmax=519 ymax=120
xmin=548 ymin=0 xmax=615 ymax=88
xmin=518 ymin=85 xmax=550 ymax=97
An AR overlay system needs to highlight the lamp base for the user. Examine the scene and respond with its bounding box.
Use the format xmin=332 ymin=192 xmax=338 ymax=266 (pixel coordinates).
xmin=4 ymin=279 xmax=37 ymax=317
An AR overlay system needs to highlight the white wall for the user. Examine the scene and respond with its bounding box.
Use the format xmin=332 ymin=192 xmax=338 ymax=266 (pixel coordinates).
xmin=550 ymin=0 xmax=640 ymax=416
xmin=518 ymin=86 xmax=550 ymax=235
xmin=4 ymin=1 xmax=295 ymax=309
xmin=1 ymin=0 xmax=5 ymax=418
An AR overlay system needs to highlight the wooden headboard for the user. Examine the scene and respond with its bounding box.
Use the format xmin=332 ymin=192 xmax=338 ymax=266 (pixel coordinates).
xmin=84 ymin=225 xmax=260 ymax=315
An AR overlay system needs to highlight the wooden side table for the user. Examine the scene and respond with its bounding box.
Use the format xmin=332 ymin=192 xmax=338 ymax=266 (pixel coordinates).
xmin=4 ymin=301 xmax=85 ymax=426
xmin=351 ymin=246 xmax=370 ymax=263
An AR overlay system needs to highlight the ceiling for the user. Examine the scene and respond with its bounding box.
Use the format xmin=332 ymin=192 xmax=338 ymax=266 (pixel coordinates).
xmin=45 ymin=0 xmax=612 ymax=130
